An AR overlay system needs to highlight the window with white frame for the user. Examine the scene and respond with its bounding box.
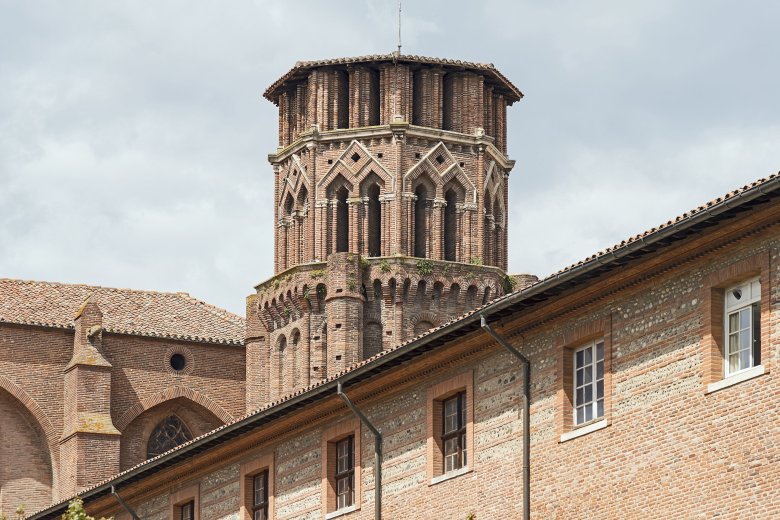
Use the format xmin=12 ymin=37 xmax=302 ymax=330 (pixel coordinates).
xmin=724 ymin=278 xmax=761 ymax=376
xmin=573 ymin=340 xmax=604 ymax=426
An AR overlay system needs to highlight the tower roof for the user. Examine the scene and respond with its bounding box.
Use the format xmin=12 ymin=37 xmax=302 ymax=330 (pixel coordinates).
xmin=263 ymin=53 xmax=523 ymax=104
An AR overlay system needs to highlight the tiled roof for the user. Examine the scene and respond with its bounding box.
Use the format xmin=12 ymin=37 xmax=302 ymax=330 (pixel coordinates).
xmin=0 ymin=279 xmax=245 ymax=345
xmin=263 ymin=53 xmax=523 ymax=103
xmin=28 ymin=171 xmax=780 ymax=519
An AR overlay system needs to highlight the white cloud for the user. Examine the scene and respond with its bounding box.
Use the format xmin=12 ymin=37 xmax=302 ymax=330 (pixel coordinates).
xmin=0 ymin=0 xmax=777 ymax=314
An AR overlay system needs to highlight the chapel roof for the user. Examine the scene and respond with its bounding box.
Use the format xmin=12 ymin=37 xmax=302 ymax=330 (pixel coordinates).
xmin=263 ymin=53 xmax=523 ymax=104
xmin=0 ymin=279 xmax=245 ymax=346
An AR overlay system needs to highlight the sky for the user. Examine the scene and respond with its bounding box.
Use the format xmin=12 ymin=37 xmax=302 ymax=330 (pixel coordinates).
xmin=1 ymin=0 xmax=778 ymax=315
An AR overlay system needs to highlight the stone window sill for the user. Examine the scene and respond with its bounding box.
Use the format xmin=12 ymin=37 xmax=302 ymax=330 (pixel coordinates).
xmin=430 ymin=466 xmax=471 ymax=486
xmin=559 ymin=418 xmax=608 ymax=443
xmin=325 ymin=505 xmax=358 ymax=520
xmin=706 ymin=365 xmax=765 ymax=394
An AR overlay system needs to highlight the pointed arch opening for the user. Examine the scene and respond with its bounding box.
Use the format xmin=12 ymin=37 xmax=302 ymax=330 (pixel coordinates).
xmin=147 ymin=415 xmax=193 ymax=459
xmin=444 ymin=187 xmax=458 ymax=261
xmin=367 ymin=183 xmax=382 ymax=257
xmin=336 ymin=186 xmax=349 ymax=253
xmin=414 ymin=184 xmax=428 ymax=258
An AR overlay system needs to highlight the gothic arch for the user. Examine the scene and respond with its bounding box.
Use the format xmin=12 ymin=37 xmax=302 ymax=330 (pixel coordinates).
xmin=114 ymin=385 xmax=233 ymax=431
xmin=278 ymin=154 xmax=311 ymax=212
xmin=317 ymin=140 xmax=394 ymax=199
xmin=119 ymin=396 xmax=224 ymax=470
xmin=404 ymin=141 xmax=476 ymax=202
xmin=0 ymin=385 xmax=55 ymax=514
xmin=0 ymin=375 xmax=58 ymax=453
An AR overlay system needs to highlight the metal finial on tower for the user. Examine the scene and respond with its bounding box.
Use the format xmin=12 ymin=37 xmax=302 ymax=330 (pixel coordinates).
xmin=396 ymin=0 xmax=402 ymax=57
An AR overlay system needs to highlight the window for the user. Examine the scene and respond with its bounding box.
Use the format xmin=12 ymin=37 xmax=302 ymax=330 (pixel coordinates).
xmin=724 ymin=278 xmax=761 ymax=376
xmin=180 ymin=501 xmax=194 ymax=520
xmin=240 ymin=453 xmax=274 ymax=520
xmin=335 ymin=436 xmax=355 ymax=510
xmin=442 ymin=392 xmax=467 ymax=473
xmin=573 ymin=340 xmax=605 ymax=426
xmin=702 ymin=253 xmax=770 ymax=392
xmin=426 ymin=371 xmax=474 ymax=484
xmin=322 ymin=419 xmax=361 ymax=517
xmin=252 ymin=471 xmax=269 ymax=520
xmin=169 ymin=484 xmax=199 ymax=520
xmin=556 ymin=318 xmax=612 ymax=442
xmin=148 ymin=415 xmax=193 ymax=459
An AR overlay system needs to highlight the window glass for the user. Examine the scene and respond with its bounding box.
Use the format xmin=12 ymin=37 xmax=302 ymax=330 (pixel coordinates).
xmin=335 ymin=436 xmax=354 ymax=510
xmin=725 ymin=278 xmax=761 ymax=376
xmin=252 ymin=471 xmax=268 ymax=520
xmin=180 ymin=501 xmax=194 ymax=520
xmin=574 ymin=340 xmax=604 ymax=426
xmin=442 ymin=392 xmax=467 ymax=473
xmin=147 ymin=416 xmax=193 ymax=459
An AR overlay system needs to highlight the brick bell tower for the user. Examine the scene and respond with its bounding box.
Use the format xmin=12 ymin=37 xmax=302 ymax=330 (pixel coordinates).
xmin=245 ymin=54 xmax=528 ymax=411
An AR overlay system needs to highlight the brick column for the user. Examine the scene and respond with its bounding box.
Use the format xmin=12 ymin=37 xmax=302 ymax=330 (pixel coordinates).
xmin=432 ymin=198 xmax=446 ymax=260
xmin=476 ymin=146 xmax=486 ymax=263
xmin=60 ymin=300 xmax=120 ymax=497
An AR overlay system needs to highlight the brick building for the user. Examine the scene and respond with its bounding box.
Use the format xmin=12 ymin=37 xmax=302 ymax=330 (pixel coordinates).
xmin=3 ymin=54 xmax=779 ymax=519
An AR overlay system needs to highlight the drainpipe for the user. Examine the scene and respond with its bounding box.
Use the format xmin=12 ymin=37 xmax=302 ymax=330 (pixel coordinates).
xmin=337 ymin=382 xmax=382 ymax=520
xmin=110 ymin=485 xmax=140 ymax=520
xmin=480 ymin=315 xmax=530 ymax=520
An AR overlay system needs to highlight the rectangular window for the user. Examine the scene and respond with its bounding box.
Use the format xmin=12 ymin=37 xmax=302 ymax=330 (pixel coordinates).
xmin=180 ymin=501 xmax=194 ymax=520
xmin=335 ymin=436 xmax=354 ymax=510
xmin=252 ymin=471 xmax=269 ymax=520
xmin=724 ymin=278 xmax=761 ymax=376
xmin=573 ymin=340 xmax=605 ymax=426
xmin=442 ymin=391 xmax=467 ymax=473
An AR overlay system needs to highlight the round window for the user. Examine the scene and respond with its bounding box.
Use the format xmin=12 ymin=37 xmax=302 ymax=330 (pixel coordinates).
xmin=170 ymin=353 xmax=187 ymax=371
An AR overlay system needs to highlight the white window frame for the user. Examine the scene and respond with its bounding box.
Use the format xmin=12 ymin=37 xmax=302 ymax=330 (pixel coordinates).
xmin=573 ymin=339 xmax=605 ymax=426
xmin=723 ymin=277 xmax=761 ymax=377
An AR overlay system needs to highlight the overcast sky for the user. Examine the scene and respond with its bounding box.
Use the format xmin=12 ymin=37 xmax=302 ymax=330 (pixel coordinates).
xmin=1 ymin=1 xmax=778 ymax=315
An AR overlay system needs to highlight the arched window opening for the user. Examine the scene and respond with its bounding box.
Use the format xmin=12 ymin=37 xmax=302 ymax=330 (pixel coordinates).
xmin=414 ymin=320 xmax=434 ymax=335
xmin=448 ymin=283 xmax=461 ymax=313
xmin=336 ymin=186 xmax=349 ymax=253
xmin=415 ymin=280 xmax=427 ymax=306
xmin=284 ymin=193 xmax=294 ymax=216
xmin=482 ymin=286 xmax=492 ymax=305
xmin=444 ymin=188 xmax=458 ymax=261
xmin=414 ymin=184 xmax=428 ymax=258
xmin=291 ymin=329 xmax=301 ymax=388
xmin=297 ymin=186 xmax=309 ymax=210
xmin=373 ymin=279 xmax=383 ymax=301
xmin=363 ymin=321 xmax=383 ymax=359
xmin=465 ymin=285 xmax=478 ymax=308
xmin=367 ymin=183 xmax=382 ymax=257
xmin=277 ymin=335 xmax=288 ymax=393
xmin=316 ymin=283 xmax=327 ymax=312
xmin=147 ymin=416 xmax=193 ymax=459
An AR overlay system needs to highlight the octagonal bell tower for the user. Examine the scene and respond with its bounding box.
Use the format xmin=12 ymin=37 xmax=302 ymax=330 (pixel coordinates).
xmin=245 ymin=54 xmax=528 ymax=411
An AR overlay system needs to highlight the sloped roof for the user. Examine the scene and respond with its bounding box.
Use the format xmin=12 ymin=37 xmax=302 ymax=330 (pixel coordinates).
xmin=28 ymin=171 xmax=780 ymax=519
xmin=0 ymin=279 xmax=245 ymax=346
xmin=264 ymin=53 xmax=523 ymax=104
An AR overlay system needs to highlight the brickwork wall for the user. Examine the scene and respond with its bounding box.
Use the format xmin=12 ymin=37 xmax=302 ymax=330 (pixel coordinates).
xmin=0 ymin=322 xmax=245 ymax=504
xmin=273 ymin=135 xmax=509 ymax=271
xmin=275 ymin=62 xmax=509 ymax=153
xmin=248 ymin=256 xmax=507 ymax=409
xmin=89 ymin=220 xmax=779 ymax=520
xmin=0 ymin=390 xmax=53 ymax=516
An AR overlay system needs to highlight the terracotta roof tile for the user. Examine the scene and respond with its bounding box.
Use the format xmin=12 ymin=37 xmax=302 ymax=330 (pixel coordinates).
xmin=0 ymin=279 xmax=245 ymax=345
